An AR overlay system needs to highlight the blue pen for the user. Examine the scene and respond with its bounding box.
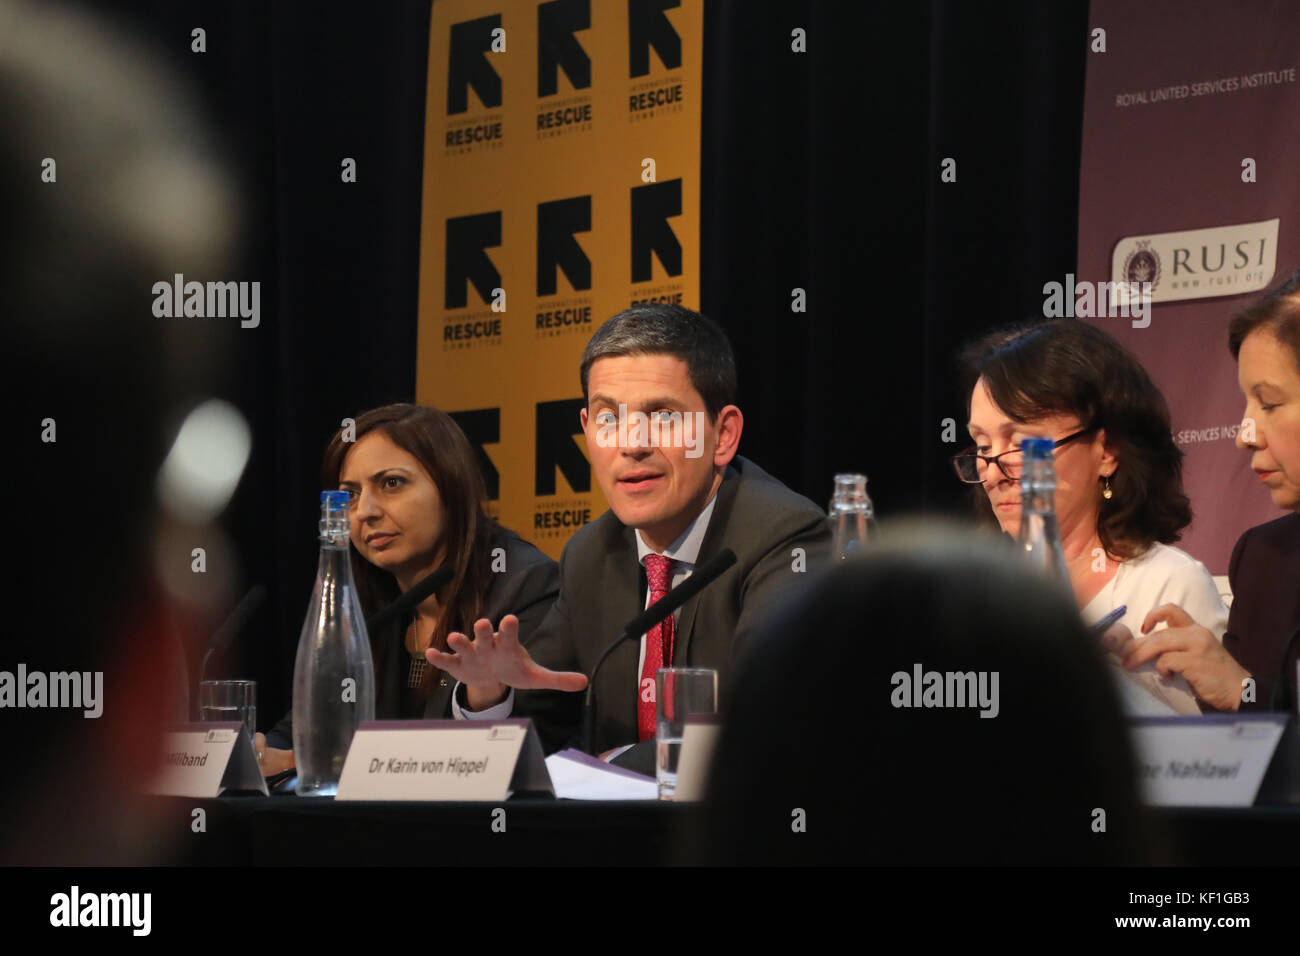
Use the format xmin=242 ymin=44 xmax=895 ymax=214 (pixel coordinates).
xmin=1089 ymin=604 xmax=1128 ymax=636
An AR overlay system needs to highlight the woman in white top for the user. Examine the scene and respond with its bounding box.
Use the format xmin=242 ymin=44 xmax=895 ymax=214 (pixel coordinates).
xmin=954 ymin=319 xmax=1228 ymax=713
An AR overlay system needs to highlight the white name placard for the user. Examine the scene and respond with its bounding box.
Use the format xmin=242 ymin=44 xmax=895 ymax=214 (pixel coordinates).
xmin=335 ymin=719 xmax=553 ymax=801
xmin=673 ymin=714 xmax=721 ymax=802
xmin=146 ymin=722 xmax=268 ymax=797
xmin=1130 ymin=714 xmax=1288 ymax=807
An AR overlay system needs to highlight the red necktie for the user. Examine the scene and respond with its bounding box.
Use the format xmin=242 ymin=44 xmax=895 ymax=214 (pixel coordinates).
xmin=637 ymin=554 xmax=675 ymax=741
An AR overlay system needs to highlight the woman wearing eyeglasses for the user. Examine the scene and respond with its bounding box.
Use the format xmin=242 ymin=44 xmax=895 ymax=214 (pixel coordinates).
xmin=955 ymin=319 xmax=1227 ymax=713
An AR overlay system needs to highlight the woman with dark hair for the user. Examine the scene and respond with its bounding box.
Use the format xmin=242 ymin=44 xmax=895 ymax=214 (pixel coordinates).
xmin=1120 ymin=270 xmax=1300 ymax=712
xmin=257 ymin=404 xmax=558 ymax=774
xmin=955 ymin=319 xmax=1227 ymax=713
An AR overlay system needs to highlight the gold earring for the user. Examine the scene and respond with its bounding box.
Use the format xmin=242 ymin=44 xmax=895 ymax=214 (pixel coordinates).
xmin=1102 ymin=476 xmax=1113 ymax=500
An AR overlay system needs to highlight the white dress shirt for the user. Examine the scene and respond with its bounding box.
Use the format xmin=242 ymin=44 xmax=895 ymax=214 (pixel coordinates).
xmin=453 ymin=495 xmax=719 ymax=741
xmin=1081 ymin=541 xmax=1229 ymax=715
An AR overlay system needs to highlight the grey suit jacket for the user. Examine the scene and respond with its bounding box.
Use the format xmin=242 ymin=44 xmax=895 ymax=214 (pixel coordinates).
xmin=514 ymin=456 xmax=832 ymax=755
xmin=266 ymin=527 xmax=558 ymax=749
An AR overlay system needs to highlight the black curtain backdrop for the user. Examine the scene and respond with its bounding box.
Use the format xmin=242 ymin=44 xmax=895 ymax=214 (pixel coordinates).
xmin=100 ymin=0 xmax=1088 ymax=731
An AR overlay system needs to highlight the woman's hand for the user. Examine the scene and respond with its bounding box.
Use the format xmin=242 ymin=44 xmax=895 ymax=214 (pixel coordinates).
xmin=1099 ymin=622 xmax=1136 ymax=662
xmin=253 ymin=732 xmax=296 ymax=777
xmin=1120 ymin=604 xmax=1252 ymax=711
xmin=427 ymin=614 xmax=588 ymax=710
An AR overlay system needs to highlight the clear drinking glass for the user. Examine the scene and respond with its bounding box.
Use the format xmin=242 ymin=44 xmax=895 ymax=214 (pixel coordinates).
xmin=656 ymin=667 xmax=717 ymax=801
xmin=198 ymin=679 xmax=257 ymax=745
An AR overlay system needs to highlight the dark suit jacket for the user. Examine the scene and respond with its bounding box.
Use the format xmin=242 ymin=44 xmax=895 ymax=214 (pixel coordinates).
xmin=513 ymin=456 xmax=832 ymax=756
xmin=265 ymin=527 xmax=558 ymax=749
xmin=1224 ymin=512 xmax=1300 ymax=710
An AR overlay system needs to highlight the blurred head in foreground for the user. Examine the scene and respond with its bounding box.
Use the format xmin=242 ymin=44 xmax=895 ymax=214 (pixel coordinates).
xmin=1 ymin=0 xmax=235 ymax=862
xmin=688 ymin=521 xmax=1164 ymax=865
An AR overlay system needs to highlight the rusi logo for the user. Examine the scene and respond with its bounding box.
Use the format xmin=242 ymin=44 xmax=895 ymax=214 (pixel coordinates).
xmin=0 ymin=664 xmax=102 ymax=718
xmin=1109 ymin=219 xmax=1278 ymax=305
xmin=890 ymin=664 xmax=1000 ymax=718
xmin=1041 ymin=274 xmax=1153 ymax=328
xmin=50 ymin=886 xmax=151 ymax=936
xmin=152 ymin=274 xmax=260 ymax=328
xmin=593 ymin=404 xmax=706 ymax=458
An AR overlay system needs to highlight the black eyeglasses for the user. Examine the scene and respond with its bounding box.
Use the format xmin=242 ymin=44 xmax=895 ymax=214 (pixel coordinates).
xmin=951 ymin=429 xmax=1092 ymax=484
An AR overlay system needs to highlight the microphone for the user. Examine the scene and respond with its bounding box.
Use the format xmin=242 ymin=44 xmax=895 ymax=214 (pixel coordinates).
xmin=581 ymin=548 xmax=737 ymax=754
xmin=365 ymin=564 xmax=454 ymax=632
xmin=195 ymin=585 xmax=268 ymax=716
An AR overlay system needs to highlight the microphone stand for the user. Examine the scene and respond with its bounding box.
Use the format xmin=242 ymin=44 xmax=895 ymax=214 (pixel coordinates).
xmin=581 ymin=636 xmax=630 ymax=754
xmin=579 ymin=548 xmax=736 ymax=754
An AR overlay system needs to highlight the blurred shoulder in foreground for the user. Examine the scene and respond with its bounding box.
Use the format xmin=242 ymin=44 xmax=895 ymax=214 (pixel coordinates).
xmin=2 ymin=0 xmax=237 ymax=864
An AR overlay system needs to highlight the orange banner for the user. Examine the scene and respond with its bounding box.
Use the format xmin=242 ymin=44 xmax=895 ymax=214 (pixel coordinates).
xmin=416 ymin=0 xmax=704 ymax=558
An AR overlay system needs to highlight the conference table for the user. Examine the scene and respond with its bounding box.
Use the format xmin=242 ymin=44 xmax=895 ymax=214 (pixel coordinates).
xmin=146 ymin=722 xmax=1300 ymax=866
xmin=146 ymin=792 xmax=692 ymax=866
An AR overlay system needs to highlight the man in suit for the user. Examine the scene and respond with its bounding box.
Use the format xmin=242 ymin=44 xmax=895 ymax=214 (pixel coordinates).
xmin=428 ymin=304 xmax=831 ymax=762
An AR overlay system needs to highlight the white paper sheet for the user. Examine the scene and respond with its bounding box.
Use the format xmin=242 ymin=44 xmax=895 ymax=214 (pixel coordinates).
xmin=1111 ymin=663 xmax=1187 ymax=716
xmin=544 ymin=749 xmax=659 ymax=800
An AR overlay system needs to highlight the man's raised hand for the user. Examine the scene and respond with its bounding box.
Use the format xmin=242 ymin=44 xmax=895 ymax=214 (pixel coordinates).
xmin=426 ymin=614 xmax=588 ymax=711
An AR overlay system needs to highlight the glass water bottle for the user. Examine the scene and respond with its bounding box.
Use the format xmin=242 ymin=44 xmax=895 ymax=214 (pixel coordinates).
xmin=292 ymin=491 xmax=375 ymax=796
xmin=829 ymin=473 xmax=874 ymax=559
xmin=1017 ymin=438 xmax=1071 ymax=592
